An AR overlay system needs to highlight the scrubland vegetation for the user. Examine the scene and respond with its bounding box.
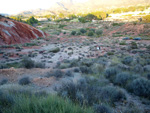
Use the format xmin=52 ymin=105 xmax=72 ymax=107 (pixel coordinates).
xmin=0 ymin=4 xmax=150 ymax=113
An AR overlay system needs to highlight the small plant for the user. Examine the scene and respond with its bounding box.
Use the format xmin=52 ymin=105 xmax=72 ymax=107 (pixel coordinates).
xmin=104 ymin=67 xmax=119 ymax=81
xmin=0 ymin=78 xmax=8 ymax=85
xmin=88 ymin=31 xmax=94 ymax=36
xmin=18 ymin=76 xmax=31 ymax=85
xmin=107 ymin=52 xmax=114 ymax=55
xmin=71 ymin=31 xmax=76 ymax=35
xmin=80 ymin=28 xmax=87 ymax=33
xmin=130 ymin=42 xmax=138 ymax=49
xmin=46 ymin=69 xmax=65 ymax=78
xmin=122 ymin=56 xmax=133 ymax=65
xmin=22 ymin=57 xmax=35 ymax=69
xmin=96 ymin=29 xmax=103 ymax=35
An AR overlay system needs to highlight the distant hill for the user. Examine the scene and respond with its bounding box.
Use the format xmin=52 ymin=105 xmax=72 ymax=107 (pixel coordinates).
xmin=16 ymin=0 xmax=150 ymax=16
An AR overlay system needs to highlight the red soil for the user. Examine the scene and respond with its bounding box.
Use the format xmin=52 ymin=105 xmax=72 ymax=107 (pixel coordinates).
xmin=0 ymin=17 xmax=48 ymax=45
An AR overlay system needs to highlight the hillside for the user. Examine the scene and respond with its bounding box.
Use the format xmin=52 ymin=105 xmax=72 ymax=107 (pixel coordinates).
xmin=17 ymin=0 xmax=150 ymax=16
xmin=0 ymin=15 xmax=47 ymax=45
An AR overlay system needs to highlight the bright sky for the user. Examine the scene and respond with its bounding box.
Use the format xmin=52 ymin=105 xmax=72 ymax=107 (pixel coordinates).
xmin=0 ymin=0 xmax=88 ymax=15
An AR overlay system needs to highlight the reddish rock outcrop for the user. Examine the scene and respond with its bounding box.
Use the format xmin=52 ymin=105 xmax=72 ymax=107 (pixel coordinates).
xmin=0 ymin=16 xmax=48 ymax=45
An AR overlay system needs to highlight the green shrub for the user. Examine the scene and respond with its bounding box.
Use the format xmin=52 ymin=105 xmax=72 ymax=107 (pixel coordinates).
xmin=104 ymin=67 xmax=120 ymax=81
xmin=22 ymin=57 xmax=35 ymax=69
xmin=80 ymin=28 xmax=87 ymax=33
xmin=96 ymin=29 xmax=103 ymax=35
xmin=49 ymin=47 xmax=60 ymax=53
xmin=130 ymin=42 xmax=138 ymax=49
xmin=46 ymin=69 xmax=65 ymax=78
xmin=0 ymin=90 xmax=14 ymax=108
xmin=122 ymin=56 xmax=133 ymax=65
xmin=100 ymin=86 xmax=126 ymax=104
xmin=115 ymin=72 xmax=131 ymax=87
xmin=88 ymin=31 xmax=94 ymax=36
xmin=71 ymin=31 xmax=76 ymax=35
xmin=127 ymin=77 xmax=150 ymax=98
xmin=78 ymin=17 xmax=86 ymax=23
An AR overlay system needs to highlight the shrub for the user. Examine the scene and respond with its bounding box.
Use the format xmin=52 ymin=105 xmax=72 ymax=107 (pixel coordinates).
xmin=104 ymin=67 xmax=119 ymax=81
xmin=115 ymin=72 xmax=131 ymax=87
xmin=65 ymin=70 xmax=73 ymax=77
xmin=0 ymin=78 xmax=8 ymax=85
xmin=71 ymin=31 xmax=76 ymax=35
xmin=18 ymin=76 xmax=31 ymax=85
xmin=147 ymin=74 xmax=150 ymax=80
xmin=130 ymin=42 xmax=138 ymax=49
xmin=127 ymin=78 xmax=150 ymax=98
xmin=80 ymin=66 xmax=92 ymax=74
xmin=88 ymin=31 xmax=94 ymax=36
xmin=0 ymin=90 xmax=14 ymax=107
xmin=74 ymin=68 xmax=80 ymax=72
xmin=93 ymin=104 xmax=112 ymax=113
xmin=49 ymin=47 xmax=60 ymax=53
xmin=46 ymin=69 xmax=65 ymax=78
xmin=34 ymin=62 xmax=45 ymax=68
xmin=89 ymin=28 xmax=95 ymax=33
xmin=100 ymin=86 xmax=126 ymax=104
xmin=78 ymin=17 xmax=86 ymax=23
xmin=96 ymin=29 xmax=103 ymax=35
xmin=122 ymin=56 xmax=133 ymax=65
xmin=80 ymin=28 xmax=87 ymax=33
xmin=22 ymin=57 xmax=35 ymax=69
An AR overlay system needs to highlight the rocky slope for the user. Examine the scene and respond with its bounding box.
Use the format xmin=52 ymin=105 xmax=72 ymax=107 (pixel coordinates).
xmin=0 ymin=15 xmax=47 ymax=45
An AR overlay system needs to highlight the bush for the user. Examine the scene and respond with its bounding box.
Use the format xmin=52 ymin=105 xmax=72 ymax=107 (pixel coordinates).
xmin=74 ymin=68 xmax=80 ymax=72
xmin=49 ymin=47 xmax=60 ymax=53
xmin=115 ymin=72 xmax=131 ymax=87
xmin=46 ymin=69 xmax=65 ymax=78
xmin=71 ymin=31 xmax=76 ymax=35
xmin=104 ymin=67 xmax=119 ymax=81
xmin=18 ymin=77 xmax=31 ymax=85
xmin=96 ymin=29 xmax=103 ymax=35
xmin=88 ymin=31 xmax=94 ymax=36
xmin=127 ymin=78 xmax=150 ymax=98
xmin=100 ymin=86 xmax=126 ymax=104
xmin=22 ymin=57 xmax=35 ymax=69
xmin=0 ymin=90 xmax=14 ymax=107
xmin=130 ymin=42 xmax=138 ymax=49
xmin=93 ymin=104 xmax=112 ymax=113
xmin=80 ymin=28 xmax=87 ymax=33
xmin=34 ymin=62 xmax=45 ymax=68
xmin=78 ymin=17 xmax=86 ymax=23
xmin=80 ymin=66 xmax=92 ymax=74
xmin=0 ymin=78 xmax=8 ymax=85
xmin=122 ymin=56 xmax=133 ymax=65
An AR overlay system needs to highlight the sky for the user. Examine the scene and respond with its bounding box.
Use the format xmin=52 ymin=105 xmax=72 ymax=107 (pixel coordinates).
xmin=0 ymin=0 xmax=88 ymax=15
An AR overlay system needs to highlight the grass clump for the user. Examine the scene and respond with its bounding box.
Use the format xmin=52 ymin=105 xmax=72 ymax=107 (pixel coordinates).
xmin=2 ymin=91 xmax=93 ymax=113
